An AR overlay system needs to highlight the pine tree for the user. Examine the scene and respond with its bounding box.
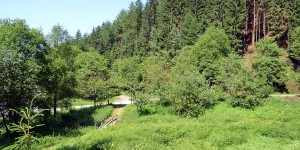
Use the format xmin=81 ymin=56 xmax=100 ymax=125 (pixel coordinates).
xmin=180 ymin=12 xmax=199 ymax=47
xmin=226 ymin=0 xmax=247 ymax=52
xmin=75 ymin=29 xmax=82 ymax=41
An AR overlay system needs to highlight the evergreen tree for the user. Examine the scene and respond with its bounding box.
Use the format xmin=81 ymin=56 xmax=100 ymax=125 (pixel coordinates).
xmin=75 ymin=29 xmax=82 ymax=41
xmin=225 ymin=0 xmax=247 ymax=52
xmin=180 ymin=12 xmax=200 ymax=47
xmin=289 ymin=27 xmax=300 ymax=61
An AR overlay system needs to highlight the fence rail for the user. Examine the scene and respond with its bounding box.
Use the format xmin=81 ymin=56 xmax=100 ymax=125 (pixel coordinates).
xmin=98 ymin=115 xmax=118 ymax=129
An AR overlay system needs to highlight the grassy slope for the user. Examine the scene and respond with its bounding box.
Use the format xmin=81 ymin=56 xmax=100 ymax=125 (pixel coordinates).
xmin=33 ymin=97 xmax=300 ymax=150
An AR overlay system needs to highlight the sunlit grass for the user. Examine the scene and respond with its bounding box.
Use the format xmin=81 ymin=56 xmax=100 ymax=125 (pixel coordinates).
xmin=19 ymin=97 xmax=300 ymax=150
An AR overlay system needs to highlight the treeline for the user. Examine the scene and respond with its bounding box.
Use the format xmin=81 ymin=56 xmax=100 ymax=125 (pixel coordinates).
xmin=81 ymin=0 xmax=300 ymax=60
xmin=0 ymin=0 xmax=300 ymax=141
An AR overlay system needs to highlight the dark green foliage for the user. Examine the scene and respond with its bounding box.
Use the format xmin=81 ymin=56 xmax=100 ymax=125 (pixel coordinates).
xmin=289 ymin=27 xmax=300 ymax=61
xmin=61 ymin=107 xmax=108 ymax=128
xmin=252 ymin=56 xmax=288 ymax=91
xmin=0 ymin=19 xmax=47 ymax=128
xmin=225 ymin=0 xmax=246 ymax=52
xmin=2 ymin=1 xmax=300 ymax=148
xmin=253 ymin=38 xmax=288 ymax=91
xmin=180 ymin=12 xmax=200 ymax=47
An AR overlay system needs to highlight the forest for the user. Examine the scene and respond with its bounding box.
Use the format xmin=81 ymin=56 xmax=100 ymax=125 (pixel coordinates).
xmin=1 ymin=0 xmax=300 ymax=149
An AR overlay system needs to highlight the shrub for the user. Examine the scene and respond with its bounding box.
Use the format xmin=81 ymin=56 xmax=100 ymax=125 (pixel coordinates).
xmin=164 ymin=73 xmax=224 ymax=117
xmin=133 ymin=92 xmax=150 ymax=115
xmin=256 ymin=37 xmax=284 ymax=57
xmin=252 ymin=56 xmax=287 ymax=92
xmin=229 ymin=69 xmax=273 ymax=109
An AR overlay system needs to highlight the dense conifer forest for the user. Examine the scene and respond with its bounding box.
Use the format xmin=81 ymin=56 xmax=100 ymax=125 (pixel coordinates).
xmin=0 ymin=0 xmax=300 ymax=149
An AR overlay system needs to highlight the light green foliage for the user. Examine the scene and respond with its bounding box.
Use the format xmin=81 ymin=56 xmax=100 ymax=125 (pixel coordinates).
xmin=215 ymin=54 xmax=244 ymax=89
xmin=289 ymin=27 xmax=300 ymax=61
xmin=180 ymin=12 xmax=200 ymax=47
xmin=193 ymin=26 xmax=232 ymax=72
xmin=170 ymin=46 xmax=198 ymax=82
xmin=256 ymin=37 xmax=285 ymax=57
xmin=164 ymin=73 xmax=224 ymax=117
xmin=74 ymin=52 xmax=108 ymax=104
xmin=46 ymin=24 xmax=70 ymax=47
xmin=8 ymin=96 xmax=46 ymax=150
xmin=140 ymin=51 xmax=171 ymax=95
xmin=111 ymin=56 xmax=142 ymax=92
xmin=133 ymin=92 xmax=149 ymax=115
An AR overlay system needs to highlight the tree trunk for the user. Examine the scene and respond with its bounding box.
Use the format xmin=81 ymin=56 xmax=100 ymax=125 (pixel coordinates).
xmin=258 ymin=12 xmax=261 ymax=40
xmin=256 ymin=12 xmax=258 ymax=42
xmin=263 ymin=11 xmax=266 ymax=37
xmin=54 ymin=76 xmax=58 ymax=118
xmin=252 ymin=0 xmax=256 ymax=47
xmin=94 ymin=95 xmax=97 ymax=107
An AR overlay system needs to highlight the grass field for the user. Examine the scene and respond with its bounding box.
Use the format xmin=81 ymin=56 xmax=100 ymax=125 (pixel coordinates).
xmin=14 ymin=97 xmax=299 ymax=150
xmin=70 ymin=98 xmax=95 ymax=106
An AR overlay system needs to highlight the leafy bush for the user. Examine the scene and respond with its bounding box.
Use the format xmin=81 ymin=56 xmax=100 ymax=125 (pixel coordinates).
xmin=133 ymin=92 xmax=149 ymax=115
xmin=252 ymin=56 xmax=287 ymax=92
xmin=164 ymin=73 xmax=224 ymax=117
xmin=256 ymin=37 xmax=284 ymax=57
xmin=192 ymin=26 xmax=232 ymax=72
xmin=229 ymin=69 xmax=273 ymax=109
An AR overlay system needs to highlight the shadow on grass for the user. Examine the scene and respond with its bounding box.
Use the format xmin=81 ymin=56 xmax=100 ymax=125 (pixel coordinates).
xmin=112 ymin=104 xmax=127 ymax=108
xmin=36 ymin=106 xmax=105 ymax=138
xmin=57 ymin=139 xmax=113 ymax=150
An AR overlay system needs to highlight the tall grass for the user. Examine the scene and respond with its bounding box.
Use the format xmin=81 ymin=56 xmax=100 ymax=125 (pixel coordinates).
xmin=18 ymin=97 xmax=299 ymax=150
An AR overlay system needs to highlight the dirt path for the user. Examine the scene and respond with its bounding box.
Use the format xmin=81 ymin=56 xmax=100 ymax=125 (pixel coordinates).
xmin=112 ymin=95 xmax=132 ymax=120
xmin=270 ymin=94 xmax=300 ymax=101
xmin=270 ymin=94 xmax=300 ymax=97
xmin=99 ymin=95 xmax=131 ymax=126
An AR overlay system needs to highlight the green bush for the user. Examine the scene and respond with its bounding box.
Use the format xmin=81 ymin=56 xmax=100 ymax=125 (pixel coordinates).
xmin=164 ymin=73 xmax=224 ymax=117
xmin=229 ymin=69 xmax=273 ymax=109
xmin=252 ymin=56 xmax=287 ymax=92
xmin=133 ymin=92 xmax=149 ymax=115
xmin=256 ymin=37 xmax=285 ymax=57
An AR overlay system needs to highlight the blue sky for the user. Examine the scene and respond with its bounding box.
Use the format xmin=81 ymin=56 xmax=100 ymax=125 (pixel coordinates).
xmin=0 ymin=0 xmax=146 ymax=36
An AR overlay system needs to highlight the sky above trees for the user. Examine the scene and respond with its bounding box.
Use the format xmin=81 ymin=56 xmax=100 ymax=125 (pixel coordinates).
xmin=0 ymin=0 xmax=146 ymax=36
